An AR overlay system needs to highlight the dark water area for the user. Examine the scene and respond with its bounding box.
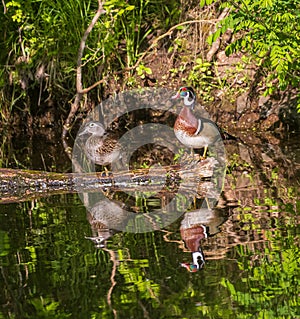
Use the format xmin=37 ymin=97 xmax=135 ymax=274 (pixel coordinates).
xmin=0 ymin=126 xmax=300 ymax=319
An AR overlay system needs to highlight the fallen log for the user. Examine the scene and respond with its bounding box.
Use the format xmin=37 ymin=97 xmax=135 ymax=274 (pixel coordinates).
xmin=0 ymin=158 xmax=219 ymax=203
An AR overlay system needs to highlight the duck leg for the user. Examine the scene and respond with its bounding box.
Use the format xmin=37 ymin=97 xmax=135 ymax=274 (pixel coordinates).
xmin=202 ymin=146 xmax=208 ymax=158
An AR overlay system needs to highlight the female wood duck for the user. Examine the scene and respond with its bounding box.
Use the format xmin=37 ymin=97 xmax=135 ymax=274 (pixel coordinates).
xmin=172 ymin=86 xmax=220 ymax=157
xmin=79 ymin=121 xmax=122 ymax=166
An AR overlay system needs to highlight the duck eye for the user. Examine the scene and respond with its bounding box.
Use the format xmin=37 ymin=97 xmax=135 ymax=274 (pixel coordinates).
xmin=89 ymin=123 xmax=95 ymax=127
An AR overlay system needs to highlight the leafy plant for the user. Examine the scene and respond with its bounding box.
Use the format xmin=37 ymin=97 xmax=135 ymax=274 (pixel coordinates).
xmin=0 ymin=0 xmax=181 ymax=121
xmin=136 ymin=64 xmax=152 ymax=79
xmin=183 ymin=58 xmax=214 ymax=101
xmin=203 ymin=0 xmax=300 ymax=108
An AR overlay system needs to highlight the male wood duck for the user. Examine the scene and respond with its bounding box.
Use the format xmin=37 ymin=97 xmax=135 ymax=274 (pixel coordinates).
xmin=79 ymin=121 xmax=122 ymax=166
xmin=172 ymin=86 xmax=220 ymax=157
xmin=180 ymin=223 xmax=207 ymax=272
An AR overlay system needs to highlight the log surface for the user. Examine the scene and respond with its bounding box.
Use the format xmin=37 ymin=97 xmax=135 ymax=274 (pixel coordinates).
xmin=0 ymin=158 xmax=217 ymax=203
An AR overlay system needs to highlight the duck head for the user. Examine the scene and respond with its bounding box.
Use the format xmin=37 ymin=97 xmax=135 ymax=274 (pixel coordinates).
xmin=79 ymin=121 xmax=106 ymax=137
xmin=180 ymin=249 xmax=205 ymax=272
xmin=172 ymin=86 xmax=196 ymax=110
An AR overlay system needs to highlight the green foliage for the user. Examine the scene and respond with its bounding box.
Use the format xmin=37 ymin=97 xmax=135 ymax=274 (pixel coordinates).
xmin=1 ymin=0 xmax=97 ymax=113
xmin=0 ymin=0 xmax=181 ymax=119
xmin=221 ymin=241 xmax=300 ymax=318
xmin=207 ymin=0 xmax=300 ymax=108
xmin=0 ymin=230 xmax=10 ymax=257
xmin=104 ymin=0 xmax=150 ymax=68
xmin=136 ymin=64 xmax=152 ymax=79
xmin=200 ymin=0 xmax=214 ymax=8
xmin=183 ymin=58 xmax=214 ymax=102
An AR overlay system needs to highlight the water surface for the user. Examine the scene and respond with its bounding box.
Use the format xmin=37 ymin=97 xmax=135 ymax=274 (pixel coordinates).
xmin=0 ymin=129 xmax=299 ymax=319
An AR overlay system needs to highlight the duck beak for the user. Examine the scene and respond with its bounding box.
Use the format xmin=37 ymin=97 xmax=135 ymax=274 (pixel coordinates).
xmin=180 ymin=262 xmax=199 ymax=272
xmin=171 ymin=90 xmax=181 ymax=99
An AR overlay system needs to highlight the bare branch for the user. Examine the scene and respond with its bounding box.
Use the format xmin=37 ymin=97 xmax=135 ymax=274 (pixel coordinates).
xmin=62 ymin=0 xmax=106 ymax=158
xmin=2 ymin=0 xmax=7 ymax=14
xmin=76 ymin=0 xmax=106 ymax=94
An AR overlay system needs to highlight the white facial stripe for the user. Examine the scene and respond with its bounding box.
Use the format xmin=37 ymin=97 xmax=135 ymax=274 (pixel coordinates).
xmin=183 ymin=94 xmax=194 ymax=106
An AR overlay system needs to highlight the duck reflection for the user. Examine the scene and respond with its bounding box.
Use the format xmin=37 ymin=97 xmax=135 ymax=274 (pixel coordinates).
xmin=84 ymin=197 xmax=227 ymax=273
xmin=85 ymin=227 xmax=115 ymax=249
xmin=85 ymin=200 xmax=125 ymax=248
xmin=180 ymin=224 xmax=206 ymax=272
xmin=179 ymin=201 xmax=227 ymax=272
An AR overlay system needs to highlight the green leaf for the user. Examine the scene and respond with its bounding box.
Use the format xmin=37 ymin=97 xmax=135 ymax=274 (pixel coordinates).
xmin=261 ymin=0 xmax=273 ymax=8
xmin=125 ymin=5 xmax=135 ymax=11
xmin=199 ymin=0 xmax=215 ymax=7
xmin=200 ymin=0 xmax=206 ymax=8
xmin=144 ymin=67 xmax=152 ymax=75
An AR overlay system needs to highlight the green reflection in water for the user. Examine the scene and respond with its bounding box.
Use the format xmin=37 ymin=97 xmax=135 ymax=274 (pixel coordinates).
xmin=0 ymin=231 xmax=10 ymax=257
xmin=0 ymin=194 xmax=299 ymax=319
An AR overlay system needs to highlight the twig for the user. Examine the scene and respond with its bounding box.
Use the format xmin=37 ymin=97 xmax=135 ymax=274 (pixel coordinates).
xmin=2 ymin=0 xmax=7 ymax=14
xmin=62 ymin=0 xmax=106 ymax=158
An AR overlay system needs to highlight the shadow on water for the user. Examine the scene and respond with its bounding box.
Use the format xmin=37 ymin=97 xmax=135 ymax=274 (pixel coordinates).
xmin=0 ymin=125 xmax=299 ymax=318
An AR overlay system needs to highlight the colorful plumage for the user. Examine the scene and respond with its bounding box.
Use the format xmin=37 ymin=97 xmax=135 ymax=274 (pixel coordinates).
xmin=180 ymin=250 xmax=205 ymax=272
xmin=172 ymin=86 xmax=220 ymax=157
xmin=180 ymin=262 xmax=199 ymax=272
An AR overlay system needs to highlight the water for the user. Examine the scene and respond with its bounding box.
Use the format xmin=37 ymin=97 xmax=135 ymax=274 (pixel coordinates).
xmin=0 ymin=129 xmax=299 ymax=319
